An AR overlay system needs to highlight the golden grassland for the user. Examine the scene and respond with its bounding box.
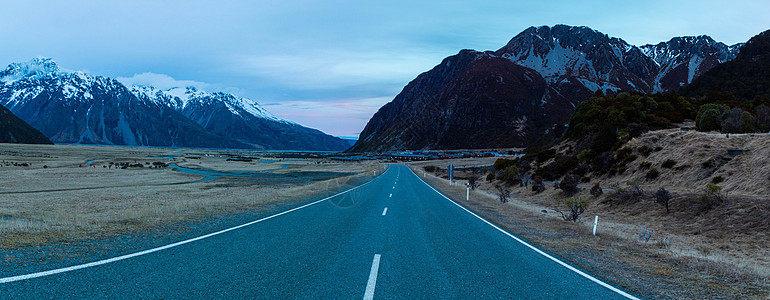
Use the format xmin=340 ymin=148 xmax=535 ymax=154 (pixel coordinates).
xmin=408 ymin=131 xmax=770 ymax=298
xmin=0 ymin=143 xmax=377 ymax=249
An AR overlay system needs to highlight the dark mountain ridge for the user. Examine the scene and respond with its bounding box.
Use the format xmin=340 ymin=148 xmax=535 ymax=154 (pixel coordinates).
xmin=349 ymin=25 xmax=742 ymax=152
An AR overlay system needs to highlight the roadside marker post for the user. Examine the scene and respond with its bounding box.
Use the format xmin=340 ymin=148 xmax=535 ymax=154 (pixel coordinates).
xmin=448 ymin=164 xmax=454 ymax=186
xmin=466 ymin=182 xmax=470 ymax=201
xmin=593 ymin=216 xmax=598 ymax=236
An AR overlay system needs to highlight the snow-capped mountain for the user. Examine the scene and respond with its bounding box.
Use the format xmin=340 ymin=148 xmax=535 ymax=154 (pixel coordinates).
xmin=350 ymin=25 xmax=743 ymax=152
xmin=132 ymin=85 xmax=350 ymax=150
xmin=0 ymin=58 xmax=350 ymax=151
xmin=640 ymin=36 xmax=741 ymax=92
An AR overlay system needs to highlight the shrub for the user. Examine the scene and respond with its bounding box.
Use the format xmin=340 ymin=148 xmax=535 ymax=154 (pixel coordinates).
xmin=703 ymin=183 xmax=728 ymax=208
xmin=495 ymin=185 xmax=511 ymax=203
xmin=559 ymin=175 xmax=580 ymax=196
xmin=654 ymin=146 xmax=663 ymax=152
xmin=423 ymin=165 xmax=438 ymax=173
xmin=493 ymin=158 xmax=517 ymax=171
xmin=556 ymin=196 xmax=587 ymax=222
xmin=711 ymin=176 xmax=724 ymax=184
xmin=536 ymin=148 xmax=557 ymax=162
xmin=701 ymin=158 xmax=715 ymax=169
xmin=486 ymin=173 xmax=495 ymax=182
xmin=661 ymin=159 xmax=677 ymax=169
xmin=500 ymin=165 xmax=520 ymax=185
xmin=623 ymin=154 xmax=638 ymax=164
xmin=532 ymin=176 xmax=545 ymax=193
xmin=639 ymin=161 xmax=652 ymax=169
xmin=655 ymin=187 xmax=672 ymax=213
xmin=577 ymin=149 xmax=591 ymax=163
xmin=590 ymin=183 xmax=603 ymax=197
xmin=646 ymin=168 xmax=659 ymax=179
xmin=638 ymin=145 xmax=653 ymax=157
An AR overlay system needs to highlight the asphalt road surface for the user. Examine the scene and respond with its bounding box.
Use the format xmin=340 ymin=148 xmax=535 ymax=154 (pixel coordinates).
xmin=0 ymin=164 xmax=639 ymax=299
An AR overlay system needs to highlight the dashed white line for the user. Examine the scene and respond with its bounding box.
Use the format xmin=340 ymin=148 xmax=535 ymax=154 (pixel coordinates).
xmin=363 ymin=254 xmax=381 ymax=300
xmin=389 ymin=193 xmax=392 ymax=198
xmin=382 ymin=208 xmax=388 ymax=216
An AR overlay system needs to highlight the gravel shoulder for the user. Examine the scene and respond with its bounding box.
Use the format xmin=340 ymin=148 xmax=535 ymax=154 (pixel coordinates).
xmin=407 ymin=162 xmax=770 ymax=299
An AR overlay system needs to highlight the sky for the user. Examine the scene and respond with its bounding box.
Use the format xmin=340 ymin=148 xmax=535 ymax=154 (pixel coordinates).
xmin=0 ymin=0 xmax=768 ymax=138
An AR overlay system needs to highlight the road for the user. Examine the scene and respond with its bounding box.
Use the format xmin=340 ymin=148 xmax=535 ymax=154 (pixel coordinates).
xmin=0 ymin=164 xmax=638 ymax=299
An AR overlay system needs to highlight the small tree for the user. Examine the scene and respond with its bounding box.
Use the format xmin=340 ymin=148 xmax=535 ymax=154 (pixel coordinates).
xmin=495 ymin=185 xmax=511 ymax=203
xmin=556 ymin=196 xmax=587 ymax=222
xmin=655 ymin=187 xmax=672 ymax=213
xmin=704 ymin=184 xmax=728 ymax=208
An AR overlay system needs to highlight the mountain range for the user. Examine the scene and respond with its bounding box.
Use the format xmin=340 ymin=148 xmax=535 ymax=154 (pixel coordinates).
xmin=349 ymin=25 xmax=743 ymax=152
xmin=0 ymin=58 xmax=350 ymax=151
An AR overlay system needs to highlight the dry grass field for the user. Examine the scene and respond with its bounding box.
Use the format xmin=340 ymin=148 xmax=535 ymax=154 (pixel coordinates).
xmin=0 ymin=143 xmax=377 ymax=249
xmin=408 ymin=130 xmax=770 ymax=299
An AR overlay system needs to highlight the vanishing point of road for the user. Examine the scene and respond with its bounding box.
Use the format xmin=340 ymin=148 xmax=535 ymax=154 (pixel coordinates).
xmin=0 ymin=165 xmax=639 ymax=299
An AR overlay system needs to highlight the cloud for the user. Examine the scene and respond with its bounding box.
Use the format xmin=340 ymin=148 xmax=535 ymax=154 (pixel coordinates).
xmin=116 ymin=72 xmax=210 ymax=90
xmin=230 ymin=49 xmax=442 ymax=91
xmin=264 ymin=97 xmax=392 ymax=137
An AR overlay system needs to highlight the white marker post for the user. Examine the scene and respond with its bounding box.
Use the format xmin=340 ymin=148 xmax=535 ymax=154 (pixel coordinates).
xmin=466 ymin=182 xmax=470 ymax=201
xmin=593 ymin=216 xmax=598 ymax=236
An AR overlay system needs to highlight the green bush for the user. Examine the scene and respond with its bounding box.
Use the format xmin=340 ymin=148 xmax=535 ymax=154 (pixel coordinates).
xmin=711 ymin=176 xmax=724 ymax=184
xmin=493 ymin=158 xmax=517 ymax=171
xmin=701 ymin=158 xmax=715 ymax=169
xmin=646 ymin=168 xmax=659 ymax=179
xmin=423 ymin=165 xmax=438 ymax=172
xmin=661 ymin=159 xmax=677 ymax=169
xmin=654 ymin=146 xmax=663 ymax=152
xmin=639 ymin=161 xmax=652 ymax=169
xmin=486 ymin=173 xmax=495 ymax=182
xmin=695 ymin=103 xmax=730 ymax=132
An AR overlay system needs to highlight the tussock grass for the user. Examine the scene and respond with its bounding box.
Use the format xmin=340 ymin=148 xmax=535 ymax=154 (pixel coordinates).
xmin=0 ymin=143 xmax=377 ymax=249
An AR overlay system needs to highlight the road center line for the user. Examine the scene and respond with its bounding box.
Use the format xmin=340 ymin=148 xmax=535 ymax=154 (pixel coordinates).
xmin=382 ymin=208 xmax=388 ymax=216
xmin=0 ymin=173 xmax=384 ymax=284
xmin=363 ymin=254 xmax=381 ymax=300
xmin=389 ymin=193 xmax=392 ymax=198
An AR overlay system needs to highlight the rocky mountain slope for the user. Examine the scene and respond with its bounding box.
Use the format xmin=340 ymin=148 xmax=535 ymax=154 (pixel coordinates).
xmin=681 ymin=29 xmax=770 ymax=101
xmin=0 ymin=58 xmax=350 ymax=151
xmin=349 ymin=25 xmax=741 ymax=152
xmin=0 ymin=104 xmax=52 ymax=144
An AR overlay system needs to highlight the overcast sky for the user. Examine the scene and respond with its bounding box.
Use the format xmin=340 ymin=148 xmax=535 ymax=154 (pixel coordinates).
xmin=1 ymin=0 xmax=768 ymax=138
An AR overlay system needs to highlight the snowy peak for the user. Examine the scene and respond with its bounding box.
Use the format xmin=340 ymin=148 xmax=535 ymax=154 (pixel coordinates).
xmin=130 ymin=85 xmax=292 ymax=124
xmin=493 ymin=25 xmax=741 ymax=94
xmin=0 ymin=57 xmax=60 ymax=84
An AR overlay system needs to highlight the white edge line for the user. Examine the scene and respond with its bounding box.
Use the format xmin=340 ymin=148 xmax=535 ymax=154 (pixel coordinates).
xmin=382 ymin=207 xmax=388 ymax=216
xmin=363 ymin=254 xmax=381 ymax=300
xmin=406 ymin=166 xmax=641 ymax=300
xmin=0 ymin=171 xmax=386 ymax=284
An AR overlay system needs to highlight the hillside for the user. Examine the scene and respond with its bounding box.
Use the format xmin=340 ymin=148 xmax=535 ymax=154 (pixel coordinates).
xmin=349 ymin=25 xmax=740 ymax=152
xmin=682 ymin=29 xmax=770 ymax=102
xmin=0 ymin=104 xmax=52 ymax=144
